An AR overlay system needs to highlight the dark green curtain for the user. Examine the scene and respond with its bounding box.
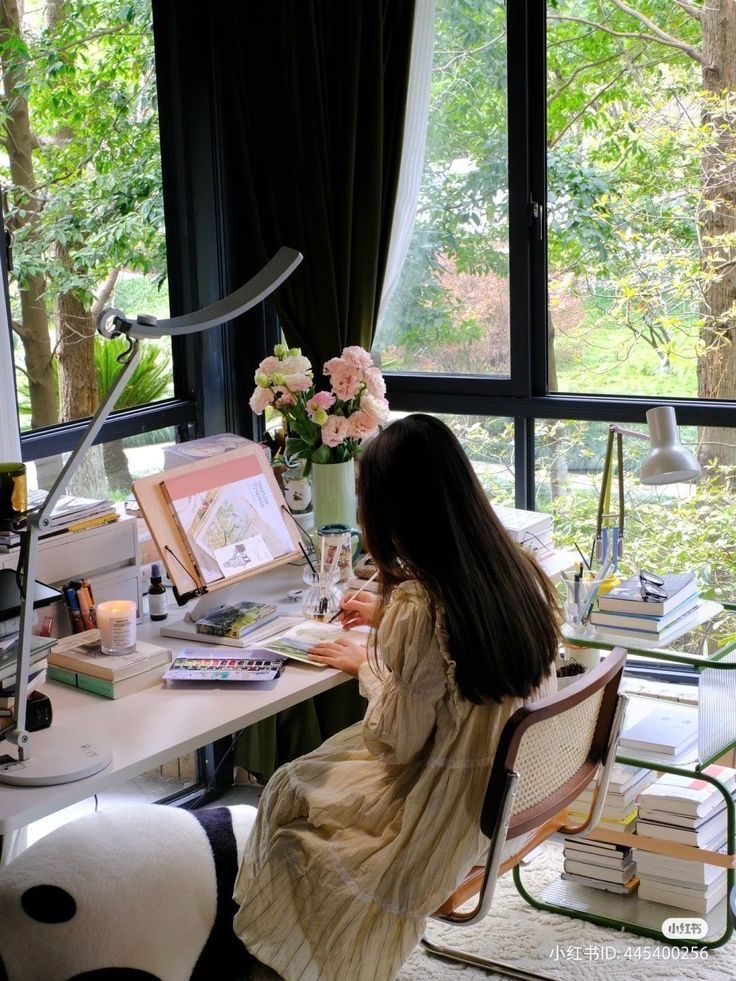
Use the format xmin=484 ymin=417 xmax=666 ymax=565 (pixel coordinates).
xmin=221 ymin=0 xmax=417 ymax=780
xmin=223 ymin=0 xmax=417 ymax=368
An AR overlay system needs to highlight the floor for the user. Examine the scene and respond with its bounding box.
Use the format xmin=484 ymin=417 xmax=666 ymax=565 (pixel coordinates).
xmin=25 ymin=776 xmax=736 ymax=981
xmin=28 ymin=774 xmax=261 ymax=845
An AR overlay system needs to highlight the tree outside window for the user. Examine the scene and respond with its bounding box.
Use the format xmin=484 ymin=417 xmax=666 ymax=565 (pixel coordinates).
xmin=0 ymin=0 xmax=171 ymax=494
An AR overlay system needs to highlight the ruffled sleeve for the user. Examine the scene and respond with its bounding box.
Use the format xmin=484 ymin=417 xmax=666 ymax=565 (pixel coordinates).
xmin=360 ymin=585 xmax=448 ymax=765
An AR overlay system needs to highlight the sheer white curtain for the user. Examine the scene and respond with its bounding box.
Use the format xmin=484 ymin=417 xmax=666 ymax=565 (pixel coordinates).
xmin=0 ymin=285 xmax=21 ymax=462
xmin=377 ymin=0 xmax=435 ymax=325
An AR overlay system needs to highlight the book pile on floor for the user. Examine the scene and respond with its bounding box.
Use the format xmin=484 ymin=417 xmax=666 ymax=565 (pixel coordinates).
xmin=492 ymin=505 xmax=553 ymax=560
xmin=561 ymin=763 xmax=655 ymax=894
xmin=47 ymin=629 xmax=171 ymax=699
xmin=589 ymin=572 xmax=702 ymax=646
xmin=634 ymin=765 xmax=736 ymax=914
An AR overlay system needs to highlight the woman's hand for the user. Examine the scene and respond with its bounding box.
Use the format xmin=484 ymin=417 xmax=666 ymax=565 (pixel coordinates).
xmin=308 ymin=636 xmax=369 ymax=676
xmin=335 ymin=590 xmax=379 ymax=630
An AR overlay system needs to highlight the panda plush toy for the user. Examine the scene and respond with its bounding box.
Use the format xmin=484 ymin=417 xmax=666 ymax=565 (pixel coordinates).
xmin=0 ymin=803 xmax=262 ymax=981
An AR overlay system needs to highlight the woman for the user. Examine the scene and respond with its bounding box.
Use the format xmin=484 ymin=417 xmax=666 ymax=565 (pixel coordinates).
xmin=233 ymin=414 xmax=560 ymax=981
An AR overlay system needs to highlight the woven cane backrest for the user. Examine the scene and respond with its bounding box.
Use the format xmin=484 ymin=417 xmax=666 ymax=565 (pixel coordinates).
xmin=481 ymin=648 xmax=626 ymax=841
xmin=510 ymin=688 xmax=603 ymax=820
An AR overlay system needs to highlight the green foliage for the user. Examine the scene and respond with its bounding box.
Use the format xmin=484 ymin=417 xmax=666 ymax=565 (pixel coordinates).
xmin=95 ymin=334 xmax=172 ymax=408
xmin=3 ymin=0 xmax=166 ymax=295
xmin=1 ymin=0 xmax=171 ymax=426
xmin=448 ymin=414 xmax=736 ymax=606
xmin=376 ymin=0 xmax=509 ymax=366
xmin=377 ymin=1 xmax=736 ymax=408
xmin=112 ymin=273 xmax=170 ymax=322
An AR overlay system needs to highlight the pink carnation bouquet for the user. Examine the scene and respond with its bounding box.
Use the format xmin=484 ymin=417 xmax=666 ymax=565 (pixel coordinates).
xmin=249 ymin=343 xmax=389 ymax=472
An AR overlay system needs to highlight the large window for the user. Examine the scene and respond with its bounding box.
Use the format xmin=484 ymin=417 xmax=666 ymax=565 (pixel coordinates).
xmin=373 ymin=0 xmax=509 ymax=377
xmin=0 ymin=0 xmax=181 ymax=497
xmin=383 ymin=1 xmax=736 ymax=599
xmin=547 ymin=2 xmax=730 ymax=406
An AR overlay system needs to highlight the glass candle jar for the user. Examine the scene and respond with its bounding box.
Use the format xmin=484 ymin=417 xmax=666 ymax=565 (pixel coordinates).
xmin=96 ymin=599 xmax=137 ymax=655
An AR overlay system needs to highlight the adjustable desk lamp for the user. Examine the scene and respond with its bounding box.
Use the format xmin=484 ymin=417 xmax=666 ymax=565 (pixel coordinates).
xmin=0 ymin=247 xmax=302 ymax=787
xmin=591 ymin=405 xmax=701 ymax=569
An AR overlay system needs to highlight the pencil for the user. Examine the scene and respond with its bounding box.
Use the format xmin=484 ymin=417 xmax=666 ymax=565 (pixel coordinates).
xmin=298 ymin=541 xmax=317 ymax=575
xmin=328 ymin=571 xmax=379 ymax=623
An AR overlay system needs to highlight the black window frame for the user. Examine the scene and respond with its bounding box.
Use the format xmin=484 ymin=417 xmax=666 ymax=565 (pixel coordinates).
xmin=9 ymin=0 xmax=731 ymax=718
xmin=383 ymin=0 xmax=736 ymax=507
xmin=12 ymin=2 xmax=736 ymax=471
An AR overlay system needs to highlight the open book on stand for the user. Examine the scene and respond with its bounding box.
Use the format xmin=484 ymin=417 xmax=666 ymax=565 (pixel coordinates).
xmin=133 ymin=446 xmax=301 ymax=604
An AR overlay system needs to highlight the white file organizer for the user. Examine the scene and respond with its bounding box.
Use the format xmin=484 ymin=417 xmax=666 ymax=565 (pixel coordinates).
xmin=0 ymin=515 xmax=141 ymax=636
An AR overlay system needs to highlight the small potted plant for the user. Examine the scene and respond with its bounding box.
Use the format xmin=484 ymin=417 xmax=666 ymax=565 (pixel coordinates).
xmin=556 ymin=659 xmax=588 ymax=690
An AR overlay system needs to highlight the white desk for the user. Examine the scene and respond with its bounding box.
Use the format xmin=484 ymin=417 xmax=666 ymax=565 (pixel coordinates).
xmin=0 ymin=563 xmax=347 ymax=843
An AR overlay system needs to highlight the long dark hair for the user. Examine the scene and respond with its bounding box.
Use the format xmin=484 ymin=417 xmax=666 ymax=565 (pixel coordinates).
xmin=358 ymin=414 xmax=560 ymax=703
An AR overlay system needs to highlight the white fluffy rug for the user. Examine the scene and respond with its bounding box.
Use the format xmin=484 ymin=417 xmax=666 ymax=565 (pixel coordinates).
xmin=399 ymin=842 xmax=736 ymax=981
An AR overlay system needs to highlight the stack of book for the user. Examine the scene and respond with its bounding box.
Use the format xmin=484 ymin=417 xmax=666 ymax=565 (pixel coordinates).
xmin=561 ymin=763 xmax=655 ymax=894
xmin=0 ymin=528 xmax=20 ymax=549
xmin=0 ymin=634 xmax=54 ymax=712
xmin=163 ymin=600 xmax=283 ymax=648
xmin=30 ymin=491 xmax=119 ymax=536
xmin=634 ymin=765 xmax=736 ymax=914
xmin=47 ymin=630 xmax=171 ymax=698
xmin=619 ymin=699 xmax=698 ymax=766
xmin=0 ymin=492 xmax=118 ymax=547
xmin=493 ymin=505 xmax=553 ymax=559
xmin=589 ymin=573 xmax=701 ymax=646
xmin=195 ymin=601 xmax=278 ymax=643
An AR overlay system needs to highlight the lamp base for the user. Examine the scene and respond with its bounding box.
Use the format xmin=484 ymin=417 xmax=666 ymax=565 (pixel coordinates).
xmin=0 ymin=727 xmax=112 ymax=786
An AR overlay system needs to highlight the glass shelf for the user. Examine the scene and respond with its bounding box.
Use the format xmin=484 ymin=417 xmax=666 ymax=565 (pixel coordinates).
xmin=515 ymin=602 xmax=736 ymax=949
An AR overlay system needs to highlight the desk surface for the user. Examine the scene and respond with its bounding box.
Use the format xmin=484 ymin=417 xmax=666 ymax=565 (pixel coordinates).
xmin=0 ymin=562 xmax=347 ymax=834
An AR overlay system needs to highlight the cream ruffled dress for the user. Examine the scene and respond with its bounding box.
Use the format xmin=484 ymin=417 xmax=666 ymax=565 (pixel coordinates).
xmin=233 ymin=580 xmax=555 ymax=981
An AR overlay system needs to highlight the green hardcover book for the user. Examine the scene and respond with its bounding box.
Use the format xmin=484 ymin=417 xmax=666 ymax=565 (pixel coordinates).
xmin=195 ymin=601 xmax=278 ymax=639
xmin=47 ymin=664 xmax=78 ymax=687
xmin=48 ymin=662 xmax=166 ymax=699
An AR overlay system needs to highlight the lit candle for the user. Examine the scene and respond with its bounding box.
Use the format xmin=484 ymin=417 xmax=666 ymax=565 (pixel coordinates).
xmin=96 ymin=599 xmax=137 ymax=655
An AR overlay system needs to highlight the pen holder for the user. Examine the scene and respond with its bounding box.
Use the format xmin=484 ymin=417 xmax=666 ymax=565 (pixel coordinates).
xmin=301 ymin=569 xmax=342 ymax=623
xmin=558 ymin=578 xmax=597 ymax=635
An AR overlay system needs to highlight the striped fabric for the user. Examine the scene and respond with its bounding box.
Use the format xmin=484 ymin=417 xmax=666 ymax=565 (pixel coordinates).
xmin=233 ymin=580 xmax=556 ymax=981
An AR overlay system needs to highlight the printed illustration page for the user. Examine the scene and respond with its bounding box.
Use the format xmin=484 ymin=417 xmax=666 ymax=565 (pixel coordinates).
xmin=161 ymin=456 xmax=293 ymax=585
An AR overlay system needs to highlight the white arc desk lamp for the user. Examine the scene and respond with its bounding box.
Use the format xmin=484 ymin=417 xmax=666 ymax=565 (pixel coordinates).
xmin=591 ymin=405 xmax=701 ymax=569
xmin=0 ymin=246 xmax=302 ymax=787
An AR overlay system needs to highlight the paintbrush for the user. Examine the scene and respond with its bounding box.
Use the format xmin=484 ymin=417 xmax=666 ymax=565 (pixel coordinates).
xmin=328 ymin=570 xmax=379 ymax=623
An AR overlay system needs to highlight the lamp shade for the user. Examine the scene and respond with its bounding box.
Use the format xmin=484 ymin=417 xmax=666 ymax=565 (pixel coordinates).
xmin=639 ymin=406 xmax=701 ymax=485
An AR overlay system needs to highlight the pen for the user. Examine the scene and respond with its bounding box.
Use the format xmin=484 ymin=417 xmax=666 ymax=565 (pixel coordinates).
xmin=328 ymin=571 xmax=379 ymax=623
xmin=82 ymin=579 xmax=97 ymax=627
xmin=76 ymin=586 xmax=95 ymax=631
xmin=65 ymin=586 xmax=85 ymax=633
xmin=574 ymin=542 xmax=591 ymax=571
xmin=298 ymin=541 xmax=317 ymax=575
xmin=578 ymin=554 xmax=615 ymax=624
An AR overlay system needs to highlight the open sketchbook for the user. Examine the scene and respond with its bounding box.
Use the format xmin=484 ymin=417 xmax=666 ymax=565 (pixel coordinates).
xmin=133 ymin=446 xmax=301 ymax=602
xmin=255 ymin=620 xmax=370 ymax=669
